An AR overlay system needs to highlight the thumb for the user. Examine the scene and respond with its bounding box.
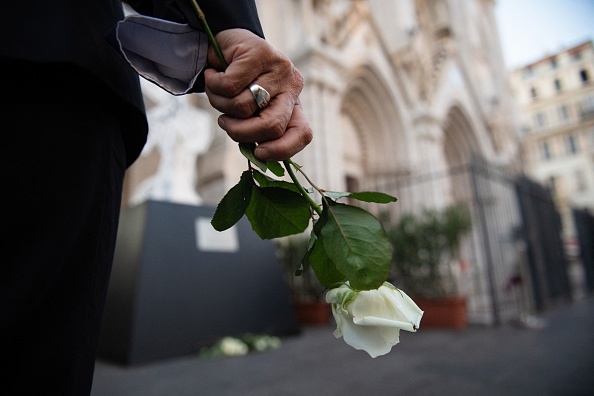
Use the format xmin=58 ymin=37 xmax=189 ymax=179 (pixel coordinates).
xmin=207 ymin=44 xmax=226 ymax=71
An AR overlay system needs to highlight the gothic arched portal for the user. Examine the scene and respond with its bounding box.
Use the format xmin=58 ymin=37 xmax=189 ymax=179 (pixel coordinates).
xmin=340 ymin=63 xmax=410 ymax=191
xmin=443 ymin=104 xmax=481 ymax=205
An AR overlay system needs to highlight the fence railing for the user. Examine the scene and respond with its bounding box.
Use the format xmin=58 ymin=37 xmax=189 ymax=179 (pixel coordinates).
xmin=364 ymin=157 xmax=571 ymax=325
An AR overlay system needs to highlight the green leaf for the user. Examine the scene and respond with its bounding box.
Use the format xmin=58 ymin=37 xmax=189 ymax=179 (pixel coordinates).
xmin=211 ymin=170 xmax=254 ymax=231
xmin=320 ymin=202 xmax=392 ymax=290
xmin=307 ymin=238 xmax=346 ymax=288
xmin=348 ymin=191 xmax=398 ymax=203
xmin=324 ymin=191 xmax=398 ymax=204
xmin=266 ymin=161 xmax=285 ymax=177
xmin=312 ymin=204 xmax=330 ymax=237
xmin=245 ymin=186 xmax=311 ymax=239
xmin=252 ymin=170 xmax=301 ymax=194
xmin=239 ymin=143 xmax=267 ymax=173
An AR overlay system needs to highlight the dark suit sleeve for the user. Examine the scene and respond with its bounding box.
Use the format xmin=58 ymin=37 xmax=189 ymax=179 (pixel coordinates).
xmin=123 ymin=0 xmax=264 ymax=38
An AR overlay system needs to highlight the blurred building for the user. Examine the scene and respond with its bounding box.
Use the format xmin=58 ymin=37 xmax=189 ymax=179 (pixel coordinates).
xmin=510 ymin=40 xmax=594 ymax=249
xmin=122 ymin=0 xmax=525 ymax=324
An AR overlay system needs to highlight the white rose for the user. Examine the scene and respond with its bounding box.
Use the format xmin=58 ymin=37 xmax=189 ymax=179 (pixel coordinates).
xmin=326 ymin=282 xmax=423 ymax=358
xmin=219 ymin=337 xmax=249 ymax=356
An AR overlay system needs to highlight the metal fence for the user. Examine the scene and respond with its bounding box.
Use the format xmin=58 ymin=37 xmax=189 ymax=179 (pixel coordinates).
xmin=573 ymin=208 xmax=594 ymax=292
xmin=364 ymin=157 xmax=571 ymax=325
xmin=516 ymin=177 xmax=572 ymax=310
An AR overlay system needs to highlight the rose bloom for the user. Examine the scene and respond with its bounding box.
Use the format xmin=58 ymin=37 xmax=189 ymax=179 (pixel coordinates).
xmin=326 ymin=282 xmax=423 ymax=358
xmin=219 ymin=337 xmax=249 ymax=356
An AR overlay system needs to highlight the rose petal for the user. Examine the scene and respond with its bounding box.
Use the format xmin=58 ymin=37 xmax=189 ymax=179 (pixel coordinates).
xmin=334 ymin=309 xmax=401 ymax=358
xmin=350 ymin=285 xmax=423 ymax=331
xmin=386 ymin=288 xmax=424 ymax=329
xmin=353 ymin=316 xmax=417 ymax=332
xmin=327 ymin=282 xmax=423 ymax=357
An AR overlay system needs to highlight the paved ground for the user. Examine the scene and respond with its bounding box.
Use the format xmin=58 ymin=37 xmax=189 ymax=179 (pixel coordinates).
xmin=92 ymin=296 xmax=594 ymax=396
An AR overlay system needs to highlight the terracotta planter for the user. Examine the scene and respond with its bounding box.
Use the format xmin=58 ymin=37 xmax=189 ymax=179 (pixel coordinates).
xmin=293 ymin=300 xmax=332 ymax=326
xmin=415 ymin=296 xmax=467 ymax=329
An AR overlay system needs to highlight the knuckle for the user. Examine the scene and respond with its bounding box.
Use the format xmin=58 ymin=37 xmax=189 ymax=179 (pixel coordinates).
xmin=292 ymin=66 xmax=304 ymax=88
xmin=277 ymin=54 xmax=292 ymax=72
xmin=291 ymin=75 xmax=304 ymax=95
xmin=269 ymin=53 xmax=294 ymax=84
xmin=267 ymin=117 xmax=287 ymax=139
xmin=220 ymin=78 xmax=243 ymax=96
xmin=235 ymin=99 xmax=254 ymax=118
xmin=301 ymin=125 xmax=313 ymax=146
xmin=279 ymin=58 xmax=294 ymax=80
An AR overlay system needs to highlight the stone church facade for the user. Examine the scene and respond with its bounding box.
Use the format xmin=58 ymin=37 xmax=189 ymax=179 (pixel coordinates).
xmin=252 ymin=0 xmax=519 ymax=197
xmin=123 ymin=0 xmax=523 ymax=324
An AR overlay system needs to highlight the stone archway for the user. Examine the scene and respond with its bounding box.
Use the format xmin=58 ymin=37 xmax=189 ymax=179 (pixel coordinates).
xmin=443 ymin=104 xmax=481 ymax=204
xmin=339 ymin=63 xmax=410 ymax=192
xmin=444 ymin=105 xmax=481 ymax=167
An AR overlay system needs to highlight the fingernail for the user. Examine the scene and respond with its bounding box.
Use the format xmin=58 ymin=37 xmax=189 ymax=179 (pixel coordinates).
xmin=217 ymin=116 xmax=226 ymax=130
xmin=254 ymin=147 xmax=271 ymax=161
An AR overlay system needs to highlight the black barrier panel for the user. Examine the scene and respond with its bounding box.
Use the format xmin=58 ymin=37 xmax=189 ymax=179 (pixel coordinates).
xmin=573 ymin=208 xmax=594 ymax=292
xmin=515 ymin=177 xmax=572 ymax=310
xmin=98 ymin=201 xmax=300 ymax=365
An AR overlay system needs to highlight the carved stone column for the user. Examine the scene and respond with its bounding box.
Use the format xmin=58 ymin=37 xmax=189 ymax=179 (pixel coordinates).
xmin=411 ymin=112 xmax=450 ymax=210
xmin=297 ymin=56 xmax=345 ymax=193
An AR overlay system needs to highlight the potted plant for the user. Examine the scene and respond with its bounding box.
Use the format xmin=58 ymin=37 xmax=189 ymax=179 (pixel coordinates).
xmin=385 ymin=204 xmax=472 ymax=329
xmin=276 ymin=235 xmax=332 ymax=325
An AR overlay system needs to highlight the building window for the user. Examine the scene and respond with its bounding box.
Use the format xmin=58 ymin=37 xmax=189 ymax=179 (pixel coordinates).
xmin=581 ymin=96 xmax=594 ymax=120
xmin=530 ymin=87 xmax=538 ymax=99
xmin=575 ymin=170 xmax=587 ymax=192
xmin=550 ymin=58 xmax=558 ymax=69
xmin=558 ymin=105 xmax=570 ymax=122
xmin=539 ymin=141 xmax=551 ymax=160
xmin=565 ymin=134 xmax=579 ymax=155
xmin=580 ymin=69 xmax=589 ymax=84
xmin=548 ymin=175 xmax=557 ymax=194
xmin=522 ymin=67 xmax=533 ymax=79
xmin=573 ymin=51 xmax=582 ymax=61
xmin=535 ymin=112 xmax=547 ymax=129
xmin=345 ymin=176 xmax=359 ymax=205
xmin=554 ymin=78 xmax=562 ymax=92
xmin=345 ymin=175 xmax=359 ymax=193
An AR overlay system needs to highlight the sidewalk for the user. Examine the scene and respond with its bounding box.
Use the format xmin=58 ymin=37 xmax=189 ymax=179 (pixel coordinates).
xmin=92 ymin=296 xmax=594 ymax=396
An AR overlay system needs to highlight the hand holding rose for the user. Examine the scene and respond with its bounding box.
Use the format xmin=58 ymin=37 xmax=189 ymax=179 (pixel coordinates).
xmin=204 ymin=29 xmax=312 ymax=161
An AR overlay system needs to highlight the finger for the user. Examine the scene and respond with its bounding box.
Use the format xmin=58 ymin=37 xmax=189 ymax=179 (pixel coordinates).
xmin=254 ymin=103 xmax=313 ymax=161
xmin=206 ymin=29 xmax=269 ymax=87
xmin=205 ymin=79 xmax=260 ymax=119
xmin=217 ymin=93 xmax=292 ymax=143
xmin=205 ymin=71 xmax=277 ymax=118
xmin=205 ymin=56 xmax=264 ymax=98
xmin=205 ymin=68 xmax=302 ymax=120
xmin=206 ymin=44 xmax=225 ymax=71
xmin=205 ymin=64 xmax=293 ymax=114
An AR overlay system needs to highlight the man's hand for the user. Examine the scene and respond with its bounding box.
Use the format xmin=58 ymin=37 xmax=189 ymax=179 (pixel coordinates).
xmin=204 ymin=29 xmax=312 ymax=161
